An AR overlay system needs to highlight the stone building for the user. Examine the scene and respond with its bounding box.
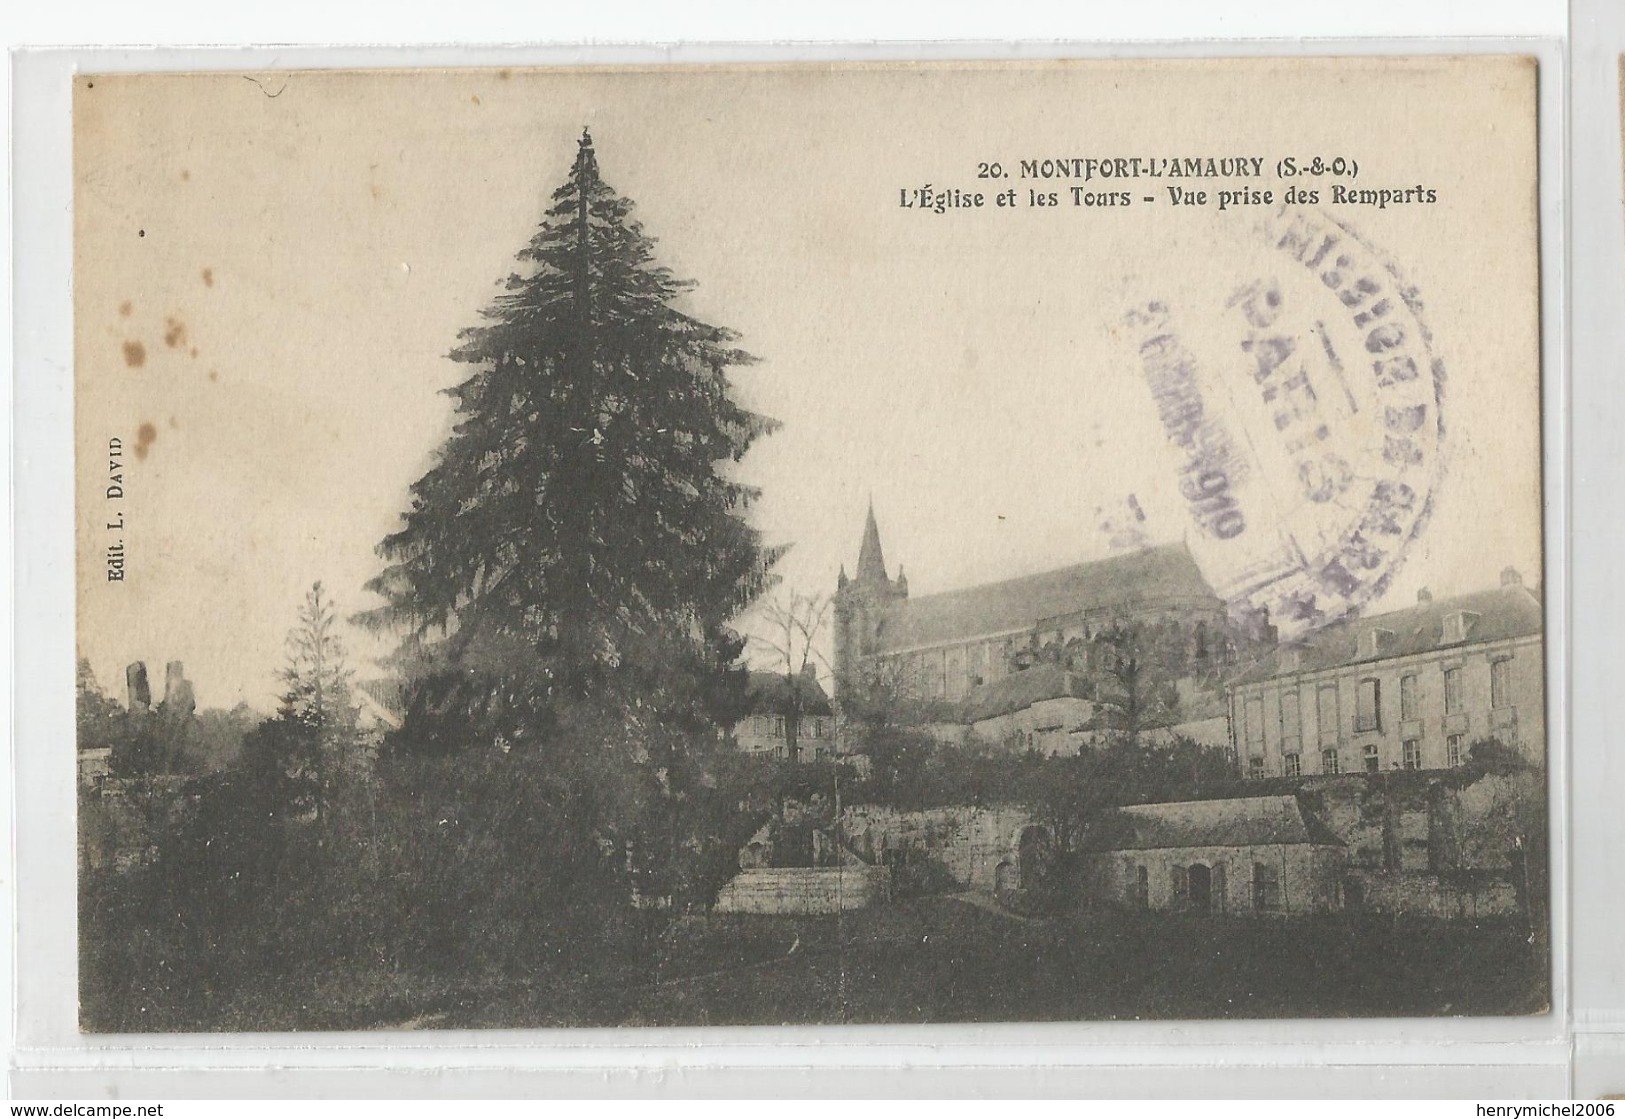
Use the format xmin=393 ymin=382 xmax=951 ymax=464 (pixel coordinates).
xmin=1084 ymin=795 xmax=1347 ymax=915
xmin=832 ymin=504 xmax=1236 ymax=709
xmin=964 ymin=663 xmax=1095 ymax=755
xmin=1227 ymin=569 xmax=1544 ymax=779
xmin=729 ymin=667 xmax=836 ymax=762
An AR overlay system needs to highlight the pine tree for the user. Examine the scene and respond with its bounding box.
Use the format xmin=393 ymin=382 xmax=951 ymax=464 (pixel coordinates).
xmin=362 ymin=129 xmax=778 ymax=751
xmin=268 ymin=581 xmax=359 ymax=824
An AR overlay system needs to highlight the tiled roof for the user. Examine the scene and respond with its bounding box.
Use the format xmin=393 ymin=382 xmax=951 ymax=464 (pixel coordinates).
xmin=1089 ymin=795 xmax=1343 ymax=852
xmin=873 ymin=542 xmax=1220 ymax=654
xmin=964 ymin=663 xmax=1092 ymax=723
xmin=1229 ymin=583 xmax=1543 ymax=686
xmin=745 ymin=670 xmax=834 ymax=717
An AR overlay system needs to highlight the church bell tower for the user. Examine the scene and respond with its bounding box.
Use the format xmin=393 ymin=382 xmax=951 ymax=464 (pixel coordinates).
xmin=833 ymin=501 xmax=908 ymax=698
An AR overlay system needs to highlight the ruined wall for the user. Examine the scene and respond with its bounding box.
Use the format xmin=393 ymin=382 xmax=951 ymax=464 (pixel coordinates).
xmin=840 ymin=803 xmax=1036 ymax=891
xmin=1298 ymin=769 xmax=1542 ymax=875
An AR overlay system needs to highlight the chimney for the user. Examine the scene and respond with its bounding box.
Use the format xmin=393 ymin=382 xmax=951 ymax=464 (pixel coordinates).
xmin=1417 ymin=587 xmax=1433 ymax=604
xmin=1501 ymin=566 xmax=1523 ymax=588
xmin=800 ymin=660 xmax=819 ymax=683
xmin=125 ymin=661 xmax=151 ymax=712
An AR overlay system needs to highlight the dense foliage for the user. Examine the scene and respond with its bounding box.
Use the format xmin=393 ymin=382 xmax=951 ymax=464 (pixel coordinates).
xmin=359 ymin=129 xmax=779 ymax=751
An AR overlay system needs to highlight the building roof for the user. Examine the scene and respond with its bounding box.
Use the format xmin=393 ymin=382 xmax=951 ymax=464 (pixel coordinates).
xmin=745 ymin=670 xmax=834 ymax=717
xmin=964 ymin=663 xmax=1093 ymax=723
xmin=856 ymin=502 xmax=889 ymax=585
xmin=874 ymin=542 xmax=1220 ymax=654
xmin=1230 ymin=581 xmax=1543 ymax=686
xmin=1089 ymin=795 xmax=1344 ymax=852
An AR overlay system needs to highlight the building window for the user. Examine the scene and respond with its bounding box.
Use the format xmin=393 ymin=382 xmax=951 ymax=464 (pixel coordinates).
xmin=812 ymin=717 xmax=825 ymax=739
xmin=1280 ymin=690 xmax=1301 ymax=751
xmin=1321 ymin=748 xmax=1340 ymax=775
xmin=1400 ymin=674 xmax=1418 ymax=721
xmin=1442 ymin=611 xmax=1479 ymax=644
xmin=1444 ymin=666 xmax=1463 ymax=714
xmin=1248 ymin=755 xmax=1265 ymax=779
xmin=1244 ymin=696 xmax=1265 ymax=748
xmin=1284 ymin=752 xmax=1301 ymax=777
xmin=1253 ymin=862 xmax=1281 ymax=910
xmin=1403 ymin=739 xmax=1421 ymax=770
xmin=1356 ymin=678 xmax=1381 ymax=733
xmin=1491 ymin=658 xmax=1512 ymax=710
xmin=1363 ymin=743 xmax=1380 ymax=772
xmin=1317 ymin=684 xmax=1339 ymax=745
xmin=1447 ymin=733 xmax=1465 ymax=768
xmin=773 ymin=715 xmax=786 ymax=738
xmin=1133 ymin=865 xmax=1149 ymax=908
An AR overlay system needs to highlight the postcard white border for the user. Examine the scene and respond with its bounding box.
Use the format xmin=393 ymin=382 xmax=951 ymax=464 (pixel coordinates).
xmin=11 ymin=29 xmax=1573 ymax=1098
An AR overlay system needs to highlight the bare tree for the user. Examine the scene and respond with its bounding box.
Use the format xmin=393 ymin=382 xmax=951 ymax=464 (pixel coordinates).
xmin=751 ymin=591 xmax=831 ymax=763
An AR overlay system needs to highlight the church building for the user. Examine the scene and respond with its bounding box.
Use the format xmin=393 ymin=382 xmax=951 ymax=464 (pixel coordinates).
xmin=831 ymin=505 xmax=1238 ymax=726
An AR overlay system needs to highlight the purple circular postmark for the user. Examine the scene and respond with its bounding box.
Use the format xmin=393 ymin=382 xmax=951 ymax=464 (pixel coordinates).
xmin=1120 ymin=204 xmax=1445 ymax=636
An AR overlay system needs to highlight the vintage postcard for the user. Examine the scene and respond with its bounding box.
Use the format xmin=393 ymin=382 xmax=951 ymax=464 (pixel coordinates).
xmin=74 ymin=58 xmax=1546 ymax=1031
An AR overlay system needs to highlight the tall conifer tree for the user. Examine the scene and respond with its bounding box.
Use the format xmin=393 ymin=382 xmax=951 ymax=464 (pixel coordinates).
xmin=363 ymin=130 xmax=778 ymax=751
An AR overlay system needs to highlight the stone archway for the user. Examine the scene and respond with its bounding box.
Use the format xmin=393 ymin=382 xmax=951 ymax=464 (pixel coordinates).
xmin=995 ymin=860 xmax=1016 ymax=894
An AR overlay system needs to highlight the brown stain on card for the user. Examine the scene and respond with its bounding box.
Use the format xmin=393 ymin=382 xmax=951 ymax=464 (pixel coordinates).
xmin=202 ymin=268 xmax=213 ymax=287
xmin=122 ymin=341 xmax=146 ymax=368
xmin=134 ymin=422 xmax=157 ymax=460
xmin=164 ymin=317 xmax=187 ymax=349
xmin=118 ymin=301 xmax=132 ymax=318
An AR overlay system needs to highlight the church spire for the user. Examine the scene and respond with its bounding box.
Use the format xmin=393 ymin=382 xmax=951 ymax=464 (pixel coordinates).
xmin=856 ymin=500 xmax=888 ymax=584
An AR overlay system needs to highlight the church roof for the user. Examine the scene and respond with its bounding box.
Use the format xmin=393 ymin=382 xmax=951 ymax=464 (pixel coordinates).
xmin=1088 ymin=795 xmax=1344 ymax=852
xmin=1229 ymin=581 xmax=1543 ymax=686
xmin=874 ymin=542 xmax=1219 ymax=653
xmin=856 ymin=502 xmax=888 ymax=584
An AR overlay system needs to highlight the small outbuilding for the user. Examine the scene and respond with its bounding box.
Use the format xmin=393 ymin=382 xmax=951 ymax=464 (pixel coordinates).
xmin=1084 ymin=795 xmax=1346 ymax=916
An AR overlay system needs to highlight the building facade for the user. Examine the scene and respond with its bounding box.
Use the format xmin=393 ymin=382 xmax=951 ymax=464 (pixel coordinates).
xmin=1228 ymin=569 xmax=1544 ymax=779
xmin=1085 ymin=795 xmax=1347 ymax=916
xmin=730 ymin=668 xmax=836 ymax=762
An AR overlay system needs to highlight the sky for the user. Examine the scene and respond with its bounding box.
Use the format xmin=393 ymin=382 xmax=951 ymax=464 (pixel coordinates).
xmin=73 ymin=60 xmax=1543 ymax=711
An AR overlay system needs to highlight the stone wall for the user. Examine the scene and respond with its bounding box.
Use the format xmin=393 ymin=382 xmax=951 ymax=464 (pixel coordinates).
xmin=1298 ymin=770 xmax=1543 ymax=875
xmin=712 ymin=864 xmax=891 ymax=915
xmin=840 ymin=803 xmax=1037 ymax=891
xmin=1347 ymin=869 xmax=1519 ymax=918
